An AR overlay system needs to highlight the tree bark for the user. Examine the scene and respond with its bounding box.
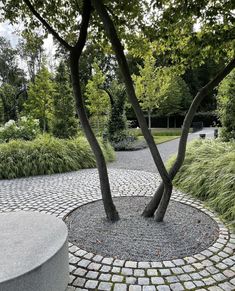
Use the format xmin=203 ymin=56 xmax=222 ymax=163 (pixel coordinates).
xmin=148 ymin=109 xmax=151 ymax=131
xmin=70 ymin=50 xmax=119 ymax=222
xmin=143 ymin=58 xmax=235 ymax=218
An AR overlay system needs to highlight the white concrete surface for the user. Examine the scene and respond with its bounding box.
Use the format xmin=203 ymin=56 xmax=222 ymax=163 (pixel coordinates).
xmin=0 ymin=212 xmax=69 ymax=291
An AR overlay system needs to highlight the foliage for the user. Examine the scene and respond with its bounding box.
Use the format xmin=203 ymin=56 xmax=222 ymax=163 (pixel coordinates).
xmin=168 ymin=139 xmax=235 ymax=226
xmin=132 ymin=54 xmax=161 ymax=124
xmin=52 ymin=61 xmax=78 ymax=138
xmin=0 ymin=36 xmax=25 ymax=85
xmin=0 ymin=116 xmax=40 ymax=143
xmin=0 ymin=83 xmax=18 ymax=122
xmin=0 ymin=135 xmax=115 ymax=179
xmin=18 ymin=30 xmax=44 ymax=81
xmin=0 ymin=96 xmax=4 ymax=124
xmin=85 ymin=60 xmax=110 ymax=134
xmin=24 ymin=65 xmax=55 ymax=132
xmin=183 ymin=59 xmax=223 ymax=112
xmin=217 ymin=69 xmax=235 ymax=141
xmin=107 ymin=81 xmax=129 ymax=144
xmin=133 ymin=54 xmax=192 ymax=128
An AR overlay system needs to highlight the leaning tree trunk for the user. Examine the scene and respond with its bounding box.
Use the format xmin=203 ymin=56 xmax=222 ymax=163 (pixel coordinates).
xmin=92 ymin=0 xmax=172 ymax=221
xmin=70 ymin=50 xmax=119 ymax=222
xmin=143 ymin=58 xmax=235 ymax=218
xmin=22 ymin=0 xmax=119 ymax=222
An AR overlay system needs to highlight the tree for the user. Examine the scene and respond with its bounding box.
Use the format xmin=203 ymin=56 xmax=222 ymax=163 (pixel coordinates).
xmin=217 ymin=70 xmax=235 ymax=141
xmin=133 ymin=55 xmax=192 ymax=129
xmin=0 ymin=37 xmax=26 ymax=121
xmin=0 ymin=83 xmax=17 ymax=122
xmin=0 ymin=37 xmax=25 ymax=85
xmin=85 ymin=60 xmax=110 ymax=134
xmin=133 ymin=54 xmax=160 ymax=130
xmin=24 ymin=65 xmax=55 ymax=132
xmin=3 ymin=0 xmax=234 ymax=222
xmin=157 ymin=71 xmax=192 ymax=128
xmin=91 ymin=0 xmax=235 ymax=221
xmin=18 ymin=30 xmax=44 ymax=82
xmin=107 ymin=80 xmax=128 ymax=146
xmin=52 ymin=61 xmax=78 ymax=138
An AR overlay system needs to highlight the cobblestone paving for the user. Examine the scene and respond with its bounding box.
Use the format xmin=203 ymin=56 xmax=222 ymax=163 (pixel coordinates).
xmin=0 ymin=168 xmax=234 ymax=291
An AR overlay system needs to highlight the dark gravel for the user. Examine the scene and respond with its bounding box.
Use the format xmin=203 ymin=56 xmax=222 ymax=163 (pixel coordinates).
xmin=66 ymin=197 xmax=219 ymax=261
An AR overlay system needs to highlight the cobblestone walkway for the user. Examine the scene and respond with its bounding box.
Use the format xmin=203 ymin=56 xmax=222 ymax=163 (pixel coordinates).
xmin=0 ymin=169 xmax=234 ymax=291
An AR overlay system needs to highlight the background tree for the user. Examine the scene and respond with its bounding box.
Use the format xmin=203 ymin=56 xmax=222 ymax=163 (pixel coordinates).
xmin=217 ymin=70 xmax=235 ymax=141
xmin=0 ymin=37 xmax=26 ymax=121
xmin=52 ymin=61 xmax=78 ymax=138
xmin=133 ymin=55 xmax=192 ymax=129
xmin=0 ymin=84 xmax=18 ymax=122
xmin=85 ymin=60 xmax=110 ymax=135
xmin=0 ymin=37 xmax=25 ymax=85
xmin=18 ymin=30 xmax=44 ymax=82
xmin=24 ymin=65 xmax=55 ymax=132
xmin=107 ymin=80 xmax=128 ymax=146
xmin=133 ymin=54 xmax=160 ymax=130
xmin=0 ymin=96 xmax=4 ymax=124
xmin=158 ymin=71 xmax=192 ymax=128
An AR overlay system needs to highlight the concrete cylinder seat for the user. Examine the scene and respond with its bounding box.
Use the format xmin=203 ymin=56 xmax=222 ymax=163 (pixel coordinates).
xmin=0 ymin=212 xmax=69 ymax=291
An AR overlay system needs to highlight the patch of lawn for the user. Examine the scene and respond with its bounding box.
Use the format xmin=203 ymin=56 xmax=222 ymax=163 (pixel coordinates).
xmin=138 ymin=135 xmax=179 ymax=144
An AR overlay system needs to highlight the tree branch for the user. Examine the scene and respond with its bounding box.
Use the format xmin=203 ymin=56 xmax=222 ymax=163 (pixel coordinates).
xmin=143 ymin=57 xmax=235 ymax=217
xmin=74 ymin=0 xmax=92 ymax=57
xmin=172 ymin=57 xmax=235 ymax=176
xmin=23 ymin=0 xmax=72 ymax=51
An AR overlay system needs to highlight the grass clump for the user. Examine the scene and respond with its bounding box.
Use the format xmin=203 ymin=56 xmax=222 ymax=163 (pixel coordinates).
xmin=168 ymin=139 xmax=235 ymax=227
xmin=131 ymin=128 xmax=192 ymax=137
xmin=0 ymin=135 xmax=115 ymax=179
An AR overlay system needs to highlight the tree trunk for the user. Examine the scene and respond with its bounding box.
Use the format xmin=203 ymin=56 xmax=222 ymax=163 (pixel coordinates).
xmin=143 ymin=58 xmax=235 ymax=217
xmin=174 ymin=117 xmax=176 ymax=128
xmin=148 ymin=109 xmax=151 ymax=131
xmin=21 ymin=0 xmax=120 ymax=221
xmin=154 ymin=184 xmax=173 ymax=222
xmin=92 ymin=0 xmax=173 ymax=221
xmin=167 ymin=116 xmax=170 ymax=128
xmin=92 ymin=1 xmax=172 ymax=214
xmin=70 ymin=50 xmax=119 ymax=222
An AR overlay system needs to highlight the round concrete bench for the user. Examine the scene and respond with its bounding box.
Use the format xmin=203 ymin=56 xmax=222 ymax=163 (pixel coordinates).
xmin=0 ymin=212 xmax=69 ymax=291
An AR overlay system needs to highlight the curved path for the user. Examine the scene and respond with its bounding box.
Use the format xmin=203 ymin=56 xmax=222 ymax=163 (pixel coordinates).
xmin=0 ymin=167 xmax=234 ymax=291
xmin=109 ymin=128 xmax=216 ymax=172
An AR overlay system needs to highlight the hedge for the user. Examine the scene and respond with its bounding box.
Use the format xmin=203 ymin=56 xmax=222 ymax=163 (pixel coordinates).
xmin=0 ymin=135 xmax=115 ymax=179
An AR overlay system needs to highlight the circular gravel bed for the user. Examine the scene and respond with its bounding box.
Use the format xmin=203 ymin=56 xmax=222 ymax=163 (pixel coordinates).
xmin=66 ymin=196 xmax=219 ymax=261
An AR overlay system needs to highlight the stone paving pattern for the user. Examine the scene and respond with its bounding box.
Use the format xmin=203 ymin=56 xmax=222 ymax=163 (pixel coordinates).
xmin=0 ymin=168 xmax=234 ymax=291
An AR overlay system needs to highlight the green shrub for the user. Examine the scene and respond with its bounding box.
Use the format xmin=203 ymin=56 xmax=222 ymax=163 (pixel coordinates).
xmin=0 ymin=116 xmax=40 ymax=143
xmin=217 ymin=70 xmax=235 ymax=141
xmin=109 ymin=130 xmax=137 ymax=151
xmin=0 ymin=135 xmax=115 ymax=179
xmin=168 ymin=139 xmax=235 ymax=227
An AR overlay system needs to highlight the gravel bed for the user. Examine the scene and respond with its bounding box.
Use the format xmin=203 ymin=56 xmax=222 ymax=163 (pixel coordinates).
xmin=66 ymin=196 xmax=219 ymax=261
